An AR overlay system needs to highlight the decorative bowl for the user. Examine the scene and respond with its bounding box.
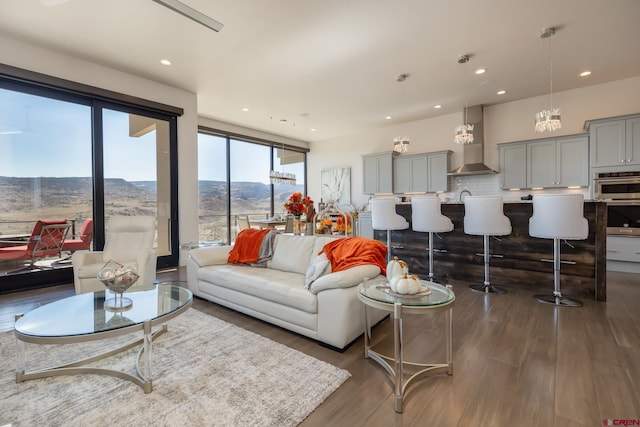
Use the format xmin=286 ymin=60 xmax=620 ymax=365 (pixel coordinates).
xmin=97 ymin=260 xmax=139 ymax=310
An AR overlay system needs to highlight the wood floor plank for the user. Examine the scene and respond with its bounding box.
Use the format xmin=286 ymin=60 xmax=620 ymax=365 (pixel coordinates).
xmin=592 ymin=361 xmax=640 ymax=420
xmin=503 ymin=300 xmax=557 ymax=427
xmin=621 ymin=346 xmax=640 ymax=406
xmin=489 ymin=287 xmax=537 ymax=367
xmin=455 ymin=359 xmax=521 ymax=427
xmin=554 ymin=306 xmax=601 ymax=426
xmin=2 ymin=269 xmax=640 ymax=426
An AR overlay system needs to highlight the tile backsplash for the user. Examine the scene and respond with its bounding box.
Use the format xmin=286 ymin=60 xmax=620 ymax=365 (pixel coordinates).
xmin=447 ymin=174 xmax=590 ymax=202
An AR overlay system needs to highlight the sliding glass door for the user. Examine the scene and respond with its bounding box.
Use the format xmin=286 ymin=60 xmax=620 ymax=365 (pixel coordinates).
xmin=0 ymin=80 xmax=179 ymax=292
xmin=102 ymin=108 xmax=176 ymax=264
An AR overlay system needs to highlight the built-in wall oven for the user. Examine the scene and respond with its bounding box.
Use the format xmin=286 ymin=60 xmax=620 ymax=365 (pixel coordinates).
xmin=594 ymin=171 xmax=640 ymax=236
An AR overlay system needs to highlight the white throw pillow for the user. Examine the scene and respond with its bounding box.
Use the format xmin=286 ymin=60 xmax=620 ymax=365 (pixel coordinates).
xmin=309 ymin=264 xmax=382 ymax=294
xmin=305 ymin=253 xmax=332 ymax=289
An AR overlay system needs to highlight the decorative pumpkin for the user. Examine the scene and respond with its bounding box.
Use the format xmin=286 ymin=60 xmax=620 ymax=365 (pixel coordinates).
xmin=386 ymin=256 xmax=409 ymax=280
xmin=389 ymin=274 xmax=427 ymax=295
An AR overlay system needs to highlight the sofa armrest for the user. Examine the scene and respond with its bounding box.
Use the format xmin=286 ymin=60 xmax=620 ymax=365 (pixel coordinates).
xmin=188 ymin=245 xmax=232 ymax=267
xmin=309 ymin=265 xmax=381 ymax=294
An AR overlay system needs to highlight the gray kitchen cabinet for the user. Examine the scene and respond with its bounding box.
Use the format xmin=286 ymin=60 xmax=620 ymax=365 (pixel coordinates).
xmin=556 ymin=136 xmax=590 ymax=186
xmin=393 ymin=154 xmax=428 ymax=193
xmin=393 ymin=151 xmax=451 ymax=193
xmin=499 ymin=134 xmax=588 ymax=189
xmin=362 ymin=152 xmax=394 ymax=194
xmin=427 ymin=151 xmax=451 ymax=192
xmin=528 ymin=135 xmax=588 ymax=188
xmin=589 ymin=116 xmax=640 ymax=168
xmin=499 ymin=142 xmax=527 ymax=189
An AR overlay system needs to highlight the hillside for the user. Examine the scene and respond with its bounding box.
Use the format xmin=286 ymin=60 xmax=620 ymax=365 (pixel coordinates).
xmin=0 ymin=176 xmax=303 ymax=237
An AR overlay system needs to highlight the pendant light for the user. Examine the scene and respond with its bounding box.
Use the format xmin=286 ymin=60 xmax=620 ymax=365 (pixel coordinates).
xmin=269 ymin=119 xmax=296 ymax=185
xmin=392 ymin=74 xmax=410 ymax=153
xmin=454 ymin=55 xmax=474 ymax=145
xmin=535 ymin=27 xmax=561 ymax=132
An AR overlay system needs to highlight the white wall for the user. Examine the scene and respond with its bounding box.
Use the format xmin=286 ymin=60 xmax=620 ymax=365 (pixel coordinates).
xmin=309 ymin=76 xmax=640 ymax=209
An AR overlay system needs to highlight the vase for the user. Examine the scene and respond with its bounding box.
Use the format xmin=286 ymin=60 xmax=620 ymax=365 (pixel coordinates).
xmin=97 ymin=260 xmax=139 ymax=311
xmin=293 ymin=216 xmax=302 ymax=235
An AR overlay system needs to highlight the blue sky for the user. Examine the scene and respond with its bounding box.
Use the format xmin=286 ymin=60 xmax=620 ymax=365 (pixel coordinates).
xmin=1 ymin=87 xmax=303 ymax=184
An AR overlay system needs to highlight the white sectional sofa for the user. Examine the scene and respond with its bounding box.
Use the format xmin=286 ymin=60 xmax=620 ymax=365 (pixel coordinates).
xmin=186 ymin=234 xmax=387 ymax=350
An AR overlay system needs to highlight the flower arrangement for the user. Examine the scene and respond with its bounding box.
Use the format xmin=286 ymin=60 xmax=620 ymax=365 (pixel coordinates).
xmin=284 ymin=192 xmax=313 ymax=217
xmin=333 ymin=215 xmax=352 ymax=234
xmin=316 ymin=219 xmax=334 ymax=234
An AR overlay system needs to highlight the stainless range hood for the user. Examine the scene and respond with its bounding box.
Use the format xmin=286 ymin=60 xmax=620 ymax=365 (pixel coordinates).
xmin=448 ymin=105 xmax=498 ymax=176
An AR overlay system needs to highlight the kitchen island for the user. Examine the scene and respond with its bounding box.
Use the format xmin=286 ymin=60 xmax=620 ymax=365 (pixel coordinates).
xmin=374 ymin=201 xmax=607 ymax=301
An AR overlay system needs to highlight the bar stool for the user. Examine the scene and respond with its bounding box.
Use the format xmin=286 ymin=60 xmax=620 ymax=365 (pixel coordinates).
xmin=370 ymin=197 xmax=409 ymax=263
xmin=411 ymin=195 xmax=454 ymax=282
xmin=529 ymin=193 xmax=588 ymax=307
xmin=463 ymin=195 xmax=512 ymax=294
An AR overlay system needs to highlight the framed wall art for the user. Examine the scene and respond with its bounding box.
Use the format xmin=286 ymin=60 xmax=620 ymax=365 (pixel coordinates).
xmin=321 ymin=167 xmax=351 ymax=204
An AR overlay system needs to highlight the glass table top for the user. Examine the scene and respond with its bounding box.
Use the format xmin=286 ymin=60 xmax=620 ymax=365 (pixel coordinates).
xmin=15 ymin=283 xmax=193 ymax=338
xmin=358 ymin=277 xmax=455 ymax=307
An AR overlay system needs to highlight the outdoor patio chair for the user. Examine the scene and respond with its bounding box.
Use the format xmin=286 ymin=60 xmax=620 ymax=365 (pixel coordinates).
xmin=0 ymin=220 xmax=71 ymax=273
xmin=61 ymin=218 xmax=94 ymax=253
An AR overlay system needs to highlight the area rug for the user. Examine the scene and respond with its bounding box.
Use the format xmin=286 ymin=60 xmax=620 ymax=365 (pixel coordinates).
xmin=0 ymin=309 xmax=350 ymax=426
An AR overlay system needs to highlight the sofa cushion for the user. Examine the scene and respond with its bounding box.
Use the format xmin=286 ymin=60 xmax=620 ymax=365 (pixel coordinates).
xmin=305 ymin=253 xmax=331 ymax=289
xmin=197 ymin=264 xmax=317 ymax=313
xmin=309 ymin=264 xmax=382 ymax=294
xmin=269 ymin=234 xmax=315 ymax=275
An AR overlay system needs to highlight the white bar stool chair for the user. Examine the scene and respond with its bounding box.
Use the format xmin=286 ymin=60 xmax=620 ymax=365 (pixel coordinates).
xmin=371 ymin=197 xmax=409 ymax=263
xmin=463 ymin=195 xmax=512 ymax=294
xmin=529 ymin=193 xmax=588 ymax=307
xmin=411 ymin=195 xmax=454 ymax=282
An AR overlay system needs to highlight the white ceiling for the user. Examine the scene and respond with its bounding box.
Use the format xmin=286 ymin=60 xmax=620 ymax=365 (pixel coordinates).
xmin=2 ymin=0 xmax=640 ymax=143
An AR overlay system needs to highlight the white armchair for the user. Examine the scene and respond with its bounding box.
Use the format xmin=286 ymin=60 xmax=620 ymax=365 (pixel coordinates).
xmin=72 ymin=216 xmax=157 ymax=294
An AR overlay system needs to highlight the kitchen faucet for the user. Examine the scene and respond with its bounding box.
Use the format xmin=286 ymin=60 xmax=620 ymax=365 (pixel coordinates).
xmin=460 ymin=189 xmax=472 ymax=202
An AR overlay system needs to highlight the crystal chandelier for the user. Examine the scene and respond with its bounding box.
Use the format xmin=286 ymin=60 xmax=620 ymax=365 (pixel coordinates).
xmin=393 ymin=136 xmax=410 ymax=153
xmin=269 ymin=170 xmax=296 ymax=185
xmin=392 ymin=74 xmax=410 ymax=153
xmin=454 ymin=124 xmax=475 ymax=145
xmin=270 ymin=119 xmax=297 ymax=185
xmin=454 ymin=55 xmax=474 ymax=145
xmin=535 ymin=27 xmax=561 ymax=133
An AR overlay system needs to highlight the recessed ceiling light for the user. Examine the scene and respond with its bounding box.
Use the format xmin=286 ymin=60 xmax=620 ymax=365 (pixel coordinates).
xmin=580 ymin=71 xmax=592 ymax=77
xmin=497 ymin=90 xmax=506 ymax=95
xmin=160 ymin=59 xmax=172 ymax=66
xmin=385 ymin=116 xmax=392 ymax=120
xmin=241 ymin=107 xmax=250 ymax=112
xmin=475 ymin=68 xmax=486 ymax=75
xmin=310 ymin=128 xmax=316 ymax=132
xmin=434 ymin=105 xmax=442 ymax=109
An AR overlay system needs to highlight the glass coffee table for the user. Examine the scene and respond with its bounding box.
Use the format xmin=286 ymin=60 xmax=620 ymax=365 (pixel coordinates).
xmin=357 ymin=277 xmax=455 ymax=412
xmin=14 ymin=282 xmax=193 ymax=393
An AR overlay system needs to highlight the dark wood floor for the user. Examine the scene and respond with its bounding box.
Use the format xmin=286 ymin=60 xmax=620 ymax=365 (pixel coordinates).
xmin=1 ymin=268 xmax=639 ymax=426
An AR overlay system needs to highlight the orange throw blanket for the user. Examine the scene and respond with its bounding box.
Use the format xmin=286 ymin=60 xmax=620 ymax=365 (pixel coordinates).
xmin=319 ymin=237 xmax=388 ymax=275
xmin=228 ymin=228 xmax=272 ymax=264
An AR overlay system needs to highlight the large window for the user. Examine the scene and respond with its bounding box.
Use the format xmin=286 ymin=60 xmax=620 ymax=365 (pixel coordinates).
xmin=0 ymin=70 xmax=180 ymax=292
xmin=197 ymin=129 xmax=307 ymax=243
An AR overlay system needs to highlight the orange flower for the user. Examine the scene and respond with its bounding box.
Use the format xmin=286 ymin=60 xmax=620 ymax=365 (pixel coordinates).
xmin=284 ymin=192 xmax=314 ymax=216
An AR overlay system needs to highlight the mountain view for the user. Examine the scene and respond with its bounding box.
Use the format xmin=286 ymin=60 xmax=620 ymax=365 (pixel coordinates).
xmin=0 ymin=176 xmax=302 ymax=241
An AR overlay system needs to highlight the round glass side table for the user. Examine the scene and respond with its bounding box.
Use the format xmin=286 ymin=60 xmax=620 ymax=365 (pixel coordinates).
xmin=357 ymin=277 xmax=455 ymax=413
